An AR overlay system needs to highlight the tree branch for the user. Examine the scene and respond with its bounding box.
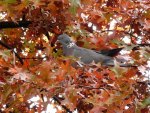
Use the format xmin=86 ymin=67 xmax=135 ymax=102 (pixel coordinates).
xmin=45 ymin=31 xmax=50 ymax=40
xmin=0 ymin=20 xmax=32 ymax=29
xmin=21 ymin=56 xmax=48 ymax=60
xmin=53 ymin=96 xmax=72 ymax=113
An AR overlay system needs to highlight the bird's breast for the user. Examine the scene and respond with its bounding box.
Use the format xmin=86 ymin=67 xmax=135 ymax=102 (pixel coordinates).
xmin=63 ymin=46 xmax=74 ymax=56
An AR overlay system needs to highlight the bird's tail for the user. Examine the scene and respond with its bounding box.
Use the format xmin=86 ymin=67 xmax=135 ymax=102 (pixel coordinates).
xmin=119 ymin=63 xmax=137 ymax=67
xmin=102 ymin=60 xmax=137 ymax=67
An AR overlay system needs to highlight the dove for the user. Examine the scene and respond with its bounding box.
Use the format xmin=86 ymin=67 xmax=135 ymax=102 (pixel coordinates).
xmin=57 ymin=34 xmax=135 ymax=67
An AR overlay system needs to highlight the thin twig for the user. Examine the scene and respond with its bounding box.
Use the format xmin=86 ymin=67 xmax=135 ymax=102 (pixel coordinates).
xmin=77 ymin=84 xmax=120 ymax=92
xmin=77 ymin=84 xmax=111 ymax=95
xmin=45 ymin=31 xmax=50 ymax=40
xmin=100 ymin=30 xmax=138 ymax=38
xmin=21 ymin=56 xmax=48 ymax=60
xmin=53 ymin=96 xmax=72 ymax=113
xmin=0 ymin=40 xmax=23 ymax=64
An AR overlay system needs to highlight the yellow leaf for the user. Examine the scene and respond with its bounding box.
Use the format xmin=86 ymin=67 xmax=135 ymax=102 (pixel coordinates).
xmin=116 ymin=26 xmax=124 ymax=31
xmin=125 ymin=25 xmax=131 ymax=31
xmin=17 ymin=93 xmax=23 ymax=102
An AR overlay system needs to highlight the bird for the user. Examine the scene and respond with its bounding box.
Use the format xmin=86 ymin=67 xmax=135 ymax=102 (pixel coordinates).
xmin=57 ymin=34 xmax=135 ymax=67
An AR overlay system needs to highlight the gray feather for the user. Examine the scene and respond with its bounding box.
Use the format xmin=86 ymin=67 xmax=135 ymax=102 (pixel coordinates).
xmin=57 ymin=34 xmax=135 ymax=67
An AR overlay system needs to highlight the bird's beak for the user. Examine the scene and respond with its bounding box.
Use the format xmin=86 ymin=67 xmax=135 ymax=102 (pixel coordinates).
xmin=56 ymin=40 xmax=64 ymax=48
xmin=56 ymin=39 xmax=66 ymax=46
xmin=56 ymin=39 xmax=60 ymax=44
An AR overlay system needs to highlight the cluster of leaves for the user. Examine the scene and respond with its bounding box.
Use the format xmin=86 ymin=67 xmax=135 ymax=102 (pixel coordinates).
xmin=0 ymin=0 xmax=150 ymax=112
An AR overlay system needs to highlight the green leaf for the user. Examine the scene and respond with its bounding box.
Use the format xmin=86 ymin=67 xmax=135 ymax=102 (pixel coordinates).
xmin=111 ymin=39 xmax=123 ymax=46
xmin=52 ymin=49 xmax=63 ymax=58
xmin=141 ymin=97 xmax=150 ymax=108
xmin=110 ymin=61 xmax=127 ymax=78
xmin=3 ymin=84 xmax=13 ymax=101
xmin=5 ymin=0 xmax=17 ymax=4
xmin=69 ymin=0 xmax=81 ymax=15
xmin=0 ymin=0 xmax=17 ymax=5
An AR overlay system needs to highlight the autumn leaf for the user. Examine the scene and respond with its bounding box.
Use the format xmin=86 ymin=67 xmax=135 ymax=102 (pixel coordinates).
xmin=143 ymin=19 xmax=150 ymax=30
xmin=8 ymin=66 xmax=32 ymax=81
xmin=0 ymin=50 xmax=11 ymax=61
xmin=0 ymin=0 xmax=149 ymax=112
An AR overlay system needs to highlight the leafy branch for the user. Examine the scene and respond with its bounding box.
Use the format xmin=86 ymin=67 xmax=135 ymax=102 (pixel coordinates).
xmin=12 ymin=79 xmax=72 ymax=113
xmin=0 ymin=40 xmax=23 ymax=64
xmin=100 ymin=29 xmax=139 ymax=39
xmin=101 ymin=30 xmax=150 ymax=47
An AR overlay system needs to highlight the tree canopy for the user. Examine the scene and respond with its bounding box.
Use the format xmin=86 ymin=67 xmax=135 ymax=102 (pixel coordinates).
xmin=0 ymin=0 xmax=150 ymax=112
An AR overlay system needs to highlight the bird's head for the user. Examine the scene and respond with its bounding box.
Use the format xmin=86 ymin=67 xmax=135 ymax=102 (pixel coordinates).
xmin=57 ymin=34 xmax=75 ymax=48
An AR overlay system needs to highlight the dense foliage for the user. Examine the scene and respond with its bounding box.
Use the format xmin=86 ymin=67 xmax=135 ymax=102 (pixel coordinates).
xmin=0 ymin=0 xmax=150 ymax=112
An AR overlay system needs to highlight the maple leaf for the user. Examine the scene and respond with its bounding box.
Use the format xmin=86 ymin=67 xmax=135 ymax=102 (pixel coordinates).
xmin=0 ymin=50 xmax=11 ymax=61
xmin=143 ymin=19 xmax=150 ymax=30
xmin=0 ymin=0 xmax=149 ymax=112
xmin=8 ymin=66 xmax=32 ymax=81
xmin=90 ymin=106 xmax=107 ymax=113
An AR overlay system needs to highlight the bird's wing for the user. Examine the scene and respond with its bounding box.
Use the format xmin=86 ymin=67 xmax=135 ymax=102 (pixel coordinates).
xmin=74 ymin=48 xmax=97 ymax=64
xmin=73 ymin=46 xmax=114 ymax=65
xmin=72 ymin=46 xmax=136 ymax=67
xmin=95 ymin=48 xmax=123 ymax=57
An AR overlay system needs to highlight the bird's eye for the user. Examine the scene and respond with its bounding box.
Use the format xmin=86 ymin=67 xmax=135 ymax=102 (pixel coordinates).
xmin=65 ymin=41 xmax=69 ymax=43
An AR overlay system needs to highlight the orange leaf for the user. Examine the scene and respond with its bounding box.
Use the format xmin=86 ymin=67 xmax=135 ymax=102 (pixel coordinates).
xmin=124 ymin=68 xmax=137 ymax=78
xmin=93 ymin=71 xmax=103 ymax=79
